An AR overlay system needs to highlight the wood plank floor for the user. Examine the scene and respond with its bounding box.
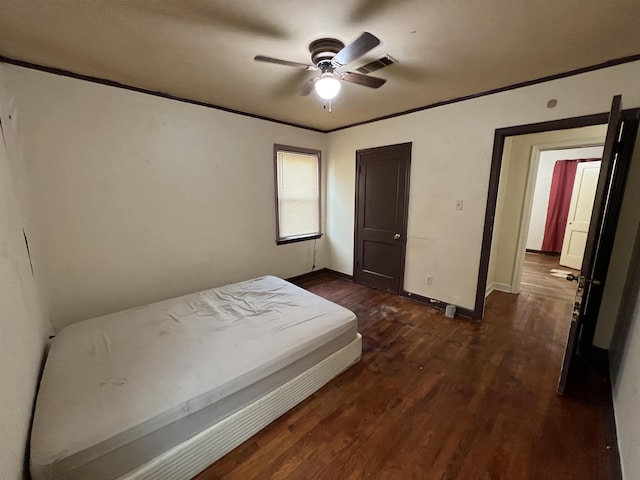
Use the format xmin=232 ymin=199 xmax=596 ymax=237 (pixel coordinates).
xmin=501 ymin=251 xmax=581 ymax=347
xmin=520 ymin=251 xmax=580 ymax=302
xmin=196 ymin=270 xmax=618 ymax=480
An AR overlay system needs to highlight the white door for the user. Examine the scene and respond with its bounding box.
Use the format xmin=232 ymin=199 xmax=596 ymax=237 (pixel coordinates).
xmin=559 ymin=161 xmax=602 ymax=269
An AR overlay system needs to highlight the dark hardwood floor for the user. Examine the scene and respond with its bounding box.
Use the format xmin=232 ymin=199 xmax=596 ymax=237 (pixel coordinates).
xmin=520 ymin=251 xmax=580 ymax=302
xmin=196 ymin=271 xmax=618 ymax=480
xmin=502 ymin=251 xmax=581 ymax=348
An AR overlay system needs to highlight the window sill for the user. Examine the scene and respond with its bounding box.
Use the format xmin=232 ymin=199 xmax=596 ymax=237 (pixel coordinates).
xmin=276 ymin=233 xmax=322 ymax=245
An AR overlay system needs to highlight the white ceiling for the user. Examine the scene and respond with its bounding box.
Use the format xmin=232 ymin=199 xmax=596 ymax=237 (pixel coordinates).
xmin=1 ymin=0 xmax=639 ymax=131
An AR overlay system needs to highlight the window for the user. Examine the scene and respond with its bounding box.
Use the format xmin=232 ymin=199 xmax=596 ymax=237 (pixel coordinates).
xmin=274 ymin=144 xmax=321 ymax=244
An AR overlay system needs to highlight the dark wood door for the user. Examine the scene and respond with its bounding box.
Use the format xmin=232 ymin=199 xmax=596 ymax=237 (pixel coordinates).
xmin=354 ymin=143 xmax=411 ymax=294
xmin=557 ymin=95 xmax=636 ymax=394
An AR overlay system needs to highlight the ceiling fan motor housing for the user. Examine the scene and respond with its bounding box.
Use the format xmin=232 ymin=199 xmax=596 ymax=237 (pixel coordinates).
xmin=253 ymin=32 xmax=386 ymax=94
xmin=309 ymin=38 xmax=345 ymax=72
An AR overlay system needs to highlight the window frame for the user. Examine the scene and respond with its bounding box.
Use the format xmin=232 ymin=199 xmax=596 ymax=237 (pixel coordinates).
xmin=273 ymin=144 xmax=322 ymax=245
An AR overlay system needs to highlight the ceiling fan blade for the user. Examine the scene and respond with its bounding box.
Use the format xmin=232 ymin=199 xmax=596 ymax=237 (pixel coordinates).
xmin=254 ymin=55 xmax=317 ymax=70
xmin=300 ymin=78 xmax=318 ymax=96
xmin=340 ymin=71 xmax=386 ymax=88
xmin=272 ymin=70 xmax=316 ymax=98
xmin=332 ymin=32 xmax=380 ymax=67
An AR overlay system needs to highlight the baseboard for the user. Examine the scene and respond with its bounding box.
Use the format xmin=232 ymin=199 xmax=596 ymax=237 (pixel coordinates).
xmin=286 ymin=268 xmax=354 ymax=284
xmin=492 ymin=282 xmax=513 ymax=294
xmin=485 ymin=282 xmax=495 ymax=298
xmin=525 ymin=249 xmax=561 ymax=256
xmin=325 ymin=269 xmax=354 ymax=281
xmin=400 ymin=290 xmax=476 ymax=320
xmin=286 ymin=268 xmax=329 ymax=283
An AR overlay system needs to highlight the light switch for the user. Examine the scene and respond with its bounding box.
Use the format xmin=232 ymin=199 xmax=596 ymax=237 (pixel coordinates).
xmin=456 ymin=200 xmax=463 ymax=211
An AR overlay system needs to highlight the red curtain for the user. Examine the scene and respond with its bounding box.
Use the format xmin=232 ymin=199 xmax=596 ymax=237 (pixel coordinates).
xmin=541 ymin=158 xmax=598 ymax=252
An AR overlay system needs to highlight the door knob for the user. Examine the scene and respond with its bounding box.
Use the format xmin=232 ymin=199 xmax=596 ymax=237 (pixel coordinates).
xmin=394 ymin=233 xmax=401 ymax=240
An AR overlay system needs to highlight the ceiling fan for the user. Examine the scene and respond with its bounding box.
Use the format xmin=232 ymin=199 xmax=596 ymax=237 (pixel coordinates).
xmin=254 ymin=32 xmax=387 ymax=100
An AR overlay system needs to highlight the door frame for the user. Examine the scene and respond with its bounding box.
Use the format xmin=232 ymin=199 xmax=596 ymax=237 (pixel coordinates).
xmin=475 ymin=109 xmax=640 ymax=330
xmin=475 ymin=113 xmax=608 ymax=319
xmin=353 ymin=142 xmax=412 ymax=294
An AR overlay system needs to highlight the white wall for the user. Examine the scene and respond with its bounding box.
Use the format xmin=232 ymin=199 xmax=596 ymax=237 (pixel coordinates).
xmin=526 ymin=146 xmax=604 ymax=251
xmin=0 ymin=64 xmax=328 ymax=330
xmin=326 ymin=60 xmax=640 ymax=309
xmin=610 ymin=216 xmax=640 ymax=479
xmin=0 ymin=73 xmax=52 ymax=479
xmin=612 ymin=268 xmax=640 ymax=480
xmin=614 ymin=301 xmax=640 ymax=479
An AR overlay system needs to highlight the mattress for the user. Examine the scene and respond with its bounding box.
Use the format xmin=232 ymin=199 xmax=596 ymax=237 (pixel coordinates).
xmin=30 ymin=275 xmax=359 ymax=480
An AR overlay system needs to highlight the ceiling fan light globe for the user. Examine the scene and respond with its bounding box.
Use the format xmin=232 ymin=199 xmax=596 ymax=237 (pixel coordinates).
xmin=314 ymin=76 xmax=341 ymax=100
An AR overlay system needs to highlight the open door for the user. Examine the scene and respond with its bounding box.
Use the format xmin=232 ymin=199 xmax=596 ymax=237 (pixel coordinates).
xmin=558 ymin=95 xmax=625 ymax=394
xmin=559 ymin=161 xmax=602 ymax=270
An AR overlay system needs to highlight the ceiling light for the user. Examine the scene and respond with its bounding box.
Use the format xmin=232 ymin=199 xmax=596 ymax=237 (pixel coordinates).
xmin=314 ymin=74 xmax=341 ymax=100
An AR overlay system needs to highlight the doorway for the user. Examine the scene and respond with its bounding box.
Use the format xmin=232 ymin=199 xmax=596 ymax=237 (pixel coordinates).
xmin=527 ymin=150 xmax=603 ymax=272
xmin=486 ymin=125 xmax=607 ymax=298
xmin=353 ymin=142 xmax=411 ymax=294
xmin=477 ymin=101 xmax=640 ymax=394
xmin=522 ymin=152 xmax=604 ymax=302
xmin=486 ymin=129 xmax=607 ymax=379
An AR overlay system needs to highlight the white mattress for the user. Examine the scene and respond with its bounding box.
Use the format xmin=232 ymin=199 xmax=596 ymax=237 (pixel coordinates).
xmin=30 ymin=275 xmax=358 ymax=480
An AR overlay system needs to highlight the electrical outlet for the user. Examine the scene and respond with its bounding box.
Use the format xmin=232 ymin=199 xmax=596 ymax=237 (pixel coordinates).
xmin=456 ymin=200 xmax=463 ymax=211
xmin=425 ymin=275 xmax=433 ymax=285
